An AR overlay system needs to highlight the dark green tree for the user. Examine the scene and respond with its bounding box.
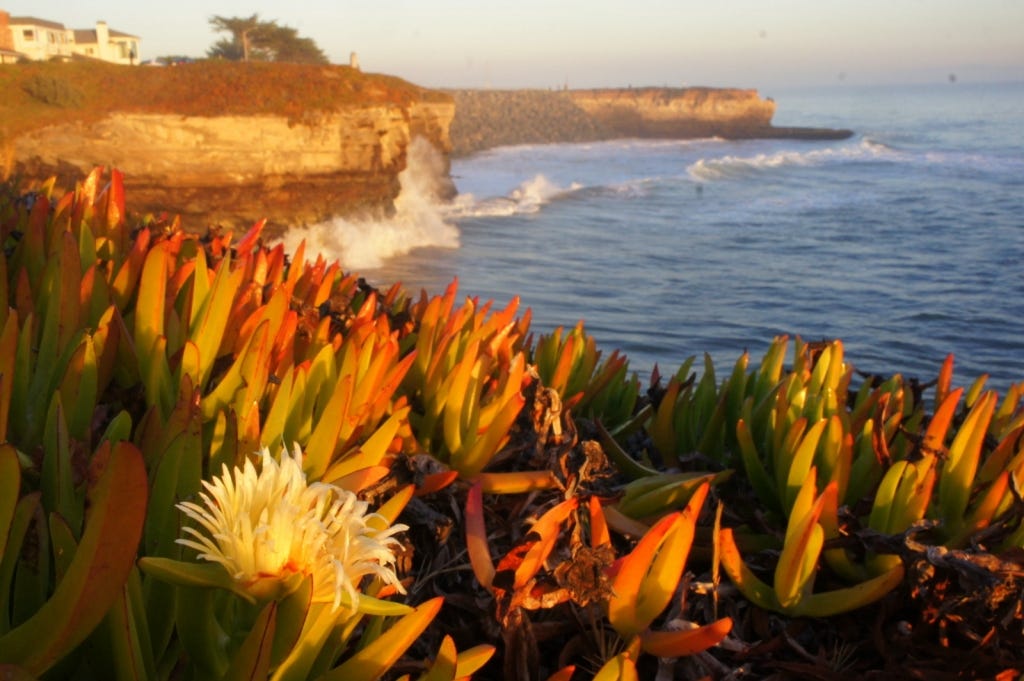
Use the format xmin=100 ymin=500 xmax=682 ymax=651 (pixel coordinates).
xmin=208 ymin=15 xmax=261 ymax=61
xmin=256 ymin=24 xmax=328 ymax=64
xmin=207 ymin=14 xmax=328 ymax=64
xmin=206 ymin=38 xmax=244 ymax=61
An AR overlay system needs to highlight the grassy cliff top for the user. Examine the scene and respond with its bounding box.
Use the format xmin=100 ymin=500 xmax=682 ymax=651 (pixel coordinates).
xmin=0 ymin=59 xmax=452 ymax=143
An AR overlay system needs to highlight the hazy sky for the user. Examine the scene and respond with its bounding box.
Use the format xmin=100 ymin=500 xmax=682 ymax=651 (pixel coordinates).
xmin=5 ymin=1 xmax=1022 ymax=89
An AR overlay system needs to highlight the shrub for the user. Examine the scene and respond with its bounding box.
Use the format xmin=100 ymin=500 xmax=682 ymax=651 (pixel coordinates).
xmin=21 ymin=74 xmax=85 ymax=108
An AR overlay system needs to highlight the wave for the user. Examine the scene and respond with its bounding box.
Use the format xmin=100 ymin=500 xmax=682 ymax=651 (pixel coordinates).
xmin=472 ymin=136 xmax=721 ymax=158
xmin=687 ymin=138 xmax=895 ymax=181
xmin=445 ymin=174 xmax=583 ymax=218
xmin=862 ymin=134 xmax=1022 ymax=173
xmin=275 ymin=138 xmax=460 ymax=271
xmin=585 ymin=178 xmax=660 ymax=199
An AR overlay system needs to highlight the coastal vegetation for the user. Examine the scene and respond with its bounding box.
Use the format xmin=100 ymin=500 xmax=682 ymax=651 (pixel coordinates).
xmin=206 ymin=15 xmax=328 ymax=65
xmin=0 ymin=60 xmax=449 ymax=155
xmin=0 ymin=168 xmax=1021 ymax=679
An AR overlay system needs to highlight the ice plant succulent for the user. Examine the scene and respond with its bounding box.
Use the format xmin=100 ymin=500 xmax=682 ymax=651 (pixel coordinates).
xmin=176 ymin=443 xmax=407 ymax=610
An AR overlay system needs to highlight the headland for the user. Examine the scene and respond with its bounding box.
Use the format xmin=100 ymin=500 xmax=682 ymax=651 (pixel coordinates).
xmin=2 ymin=61 xmax=851 ymax=230
xmin=1 ymin=60 xmax=455 ymax=233
xmin=449 ymin=87 xmax=853 ymax=156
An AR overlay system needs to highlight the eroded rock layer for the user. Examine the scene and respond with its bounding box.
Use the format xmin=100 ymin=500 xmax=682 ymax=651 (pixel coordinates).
xmin=13 ymin=100 xmax=454 ymax=232
xmin=449 ymin=87 xmax=851 ymax=156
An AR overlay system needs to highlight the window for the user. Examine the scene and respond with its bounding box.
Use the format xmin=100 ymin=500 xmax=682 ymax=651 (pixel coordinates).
xmin=22 ymin=29 xmax=34 ymax=41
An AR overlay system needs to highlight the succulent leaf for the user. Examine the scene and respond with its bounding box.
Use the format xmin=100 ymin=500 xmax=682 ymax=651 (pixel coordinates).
xmin=222 ymin=601 xmax=277 ymax=681
xmin=639 ymin=617 xmax=733 ymax=657
xmin=0 ymin=442 xmax=147 ymax=676
xmin=592 ymin=651 xmax=639 ymax=681
xmin=322 ymin=597 xmax=443 ymax=681
xmin=0 ymin=445 xmax=19 ymax=566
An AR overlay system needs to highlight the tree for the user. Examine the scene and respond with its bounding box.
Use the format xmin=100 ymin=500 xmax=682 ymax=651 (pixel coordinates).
xmin=207 ymin=14 xmax=328 ymax=64
xmin=206 ymin=38 xmax=244 ymax=61
xmin=208 ymin=15 xmax=261 ymax=62
xmin=256 ymin=24 xmax=328 ymax=64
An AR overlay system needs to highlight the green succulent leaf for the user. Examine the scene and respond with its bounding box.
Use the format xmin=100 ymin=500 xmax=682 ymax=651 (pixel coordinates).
xmin=0 ymin=444 xmax=20 ymax=567
xmin=91 ymin=568 xmax=157 ymax=681
xmin=322 ymin=597 xmax=443 ymax=681
xmin=0 ymin=494 xmax=39 ymax=635
xmin=41 ymin=395 xmax=81 ymax=537
xmin=791 ymin=564 xmax=905 ymax=618
xmin=0 ymin=314 xmax=17 ymax=440
xmin=138 ymin=557 xmax=253 ymax=601
xmin=939 ymin=391 xmax=997 ymax=537
xmin=223 ymin=601 xmax=277 ymax=681
xmin=0 ymin=442 xmax=147 ymax=676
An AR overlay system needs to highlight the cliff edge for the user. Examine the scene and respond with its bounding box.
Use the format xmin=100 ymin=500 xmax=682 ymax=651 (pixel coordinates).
xmin=449 ymin=87 xmax=851 ymax=156
xmin=2 ymin=61 xmax=454 ymax=232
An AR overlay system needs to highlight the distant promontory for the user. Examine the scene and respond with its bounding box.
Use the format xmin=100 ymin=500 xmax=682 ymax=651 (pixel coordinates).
xmin=448 ymin=87 xmax=852 ymax=156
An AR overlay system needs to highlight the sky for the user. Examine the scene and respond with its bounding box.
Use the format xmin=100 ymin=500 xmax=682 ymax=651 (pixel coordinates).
xmin=4 ymin=1 xmax=1022 ymax=90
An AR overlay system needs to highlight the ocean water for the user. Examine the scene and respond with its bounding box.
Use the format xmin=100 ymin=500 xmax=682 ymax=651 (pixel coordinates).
xmin=283 ymin=81 xmax=1024 ymax=394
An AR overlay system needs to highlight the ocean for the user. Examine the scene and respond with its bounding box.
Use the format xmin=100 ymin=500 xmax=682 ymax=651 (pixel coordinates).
xmin=280 ymin=81 xmax=1024 ymax=394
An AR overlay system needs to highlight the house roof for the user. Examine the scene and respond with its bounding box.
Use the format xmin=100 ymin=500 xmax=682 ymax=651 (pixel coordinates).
xmin=72 ymin=30 xmax=97 ymax=44
xmin=73 ymin=27 xmax=139 ymax=43
xmin=8 ymin=16 xmax=66 ymax=30
xmin=9 ymin=16 xmax=138 ymax=41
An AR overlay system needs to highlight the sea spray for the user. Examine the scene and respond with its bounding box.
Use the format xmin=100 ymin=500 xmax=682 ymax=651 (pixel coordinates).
xmin=445 ymin=174 xmax=582 ymax=218
xmin=276 ymin=138 xmax=460 ymax=271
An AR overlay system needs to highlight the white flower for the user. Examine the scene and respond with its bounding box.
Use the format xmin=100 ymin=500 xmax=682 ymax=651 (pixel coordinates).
xmin=176 ymin=444 xmax=407 ymax=611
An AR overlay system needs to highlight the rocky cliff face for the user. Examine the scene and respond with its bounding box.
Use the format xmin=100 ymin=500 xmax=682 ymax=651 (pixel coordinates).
xmin=570 ymin=87 xmax=775 ymax=137
xmin=8 ymin=63 xmax=846 ymax=231
xmin=448 ymin=90 xmax=609 ymax=156
xmin=12 ymin=100 xmax=454 ymax=233
xmin=449 ymin=87 xmax=850 ymax=156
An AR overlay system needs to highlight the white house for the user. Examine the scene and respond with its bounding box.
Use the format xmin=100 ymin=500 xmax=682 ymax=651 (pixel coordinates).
xmin=1 ymin=11 xmax=140 ymax=64
xmin=72 ymin=21 xmax=140 ymax=64
xmin=5 ymin=15 xmax=69 ymax=61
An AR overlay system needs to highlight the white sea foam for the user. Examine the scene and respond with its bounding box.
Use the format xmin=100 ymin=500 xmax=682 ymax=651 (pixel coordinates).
xmin=593 ymin=178 xmax=657 ymax=199
xmin=508 ymin=174 xmax=581 ymax=210
xmin=687 ymin=138 xmax=895 ymax=181
xmin=275 ymin=138 xmax=460 ymax=271
xmin=445 ymin=174 xmax=582 ymax=218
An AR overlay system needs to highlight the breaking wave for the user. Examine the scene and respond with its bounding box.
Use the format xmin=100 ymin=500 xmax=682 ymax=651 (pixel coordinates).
xmin=445 ymin=174 xmax=582 ymax=218
xmin=275 ymin=138 xmax=460 ymax=272
xmin=687 ymin=138 xmax=895 ymax=181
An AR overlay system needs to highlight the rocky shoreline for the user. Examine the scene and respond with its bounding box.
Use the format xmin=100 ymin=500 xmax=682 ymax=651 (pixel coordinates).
xmin=448 ymin=87 xmax=852 ymax=156
xmin=713 ymin=125 xmax=856 ymax=141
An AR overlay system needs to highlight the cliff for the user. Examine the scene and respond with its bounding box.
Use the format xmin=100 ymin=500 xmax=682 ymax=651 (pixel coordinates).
xmin=3 ymin=61 xmax=454 ymax=233
xmin=4 ymin=62 xmax=848 ymax=230
xmin=449 ymin=87 xmax=851 ymax=156
xmin=12 ymin=104 xmax=454 ymax=232
xmin=570 ymin=87 xmax=774 ymax=137
xmin=447 ymin=89 xmax=609 ymax=155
